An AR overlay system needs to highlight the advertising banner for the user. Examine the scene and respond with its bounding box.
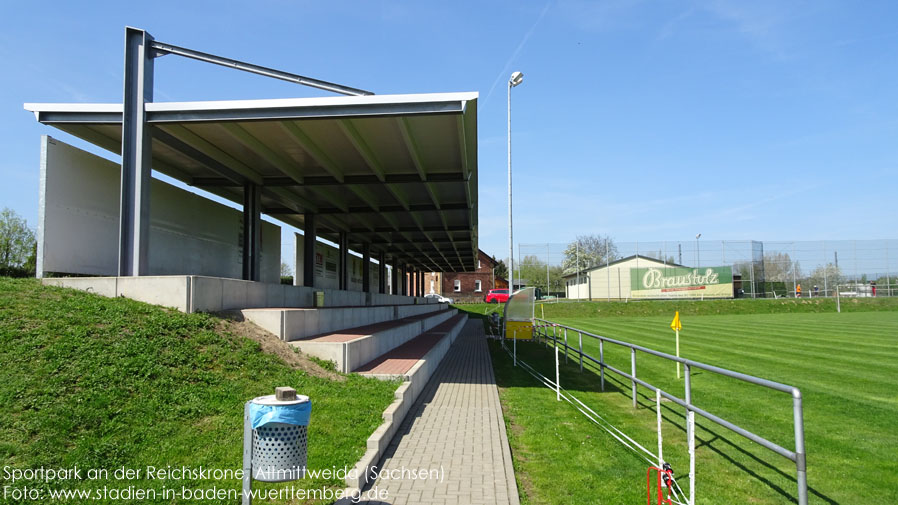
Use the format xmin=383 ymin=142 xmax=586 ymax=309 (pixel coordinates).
xmin=631 ymin=266 xmax=734 ymax=299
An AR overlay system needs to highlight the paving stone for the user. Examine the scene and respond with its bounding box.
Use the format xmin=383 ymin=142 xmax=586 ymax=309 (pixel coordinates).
xmin=358 ymin=321 xmax=520 ymax=505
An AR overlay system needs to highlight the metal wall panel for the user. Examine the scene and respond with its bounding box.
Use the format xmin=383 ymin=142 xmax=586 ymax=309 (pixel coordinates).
xmin=38 ymin=136 xmax=279 ymax=282
xmin=293 ymin=233 xmax=379 ymax=291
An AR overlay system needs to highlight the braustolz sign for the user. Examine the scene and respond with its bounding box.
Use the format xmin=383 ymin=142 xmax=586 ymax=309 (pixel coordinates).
xmin=630 ymin=266 xmax=734 ymax=299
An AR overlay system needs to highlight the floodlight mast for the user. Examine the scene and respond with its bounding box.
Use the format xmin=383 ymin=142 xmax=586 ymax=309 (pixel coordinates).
xmin=508 ymin=71 xmax=523 ymax=295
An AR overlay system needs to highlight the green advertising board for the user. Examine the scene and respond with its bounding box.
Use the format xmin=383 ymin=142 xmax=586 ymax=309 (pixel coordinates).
xmin=630 ymin=266 xmax=734 ymax=299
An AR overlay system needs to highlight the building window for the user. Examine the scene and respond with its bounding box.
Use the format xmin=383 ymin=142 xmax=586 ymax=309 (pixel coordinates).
xmin=430 ymin=279 xmax=435 ymax=294
xmin=478 ymin=259 xmax=481 ymax=269
xmin=474 ymin=280 xmax=482 ymax=292
xmin=454 ymin=279 xmax=461 ymax=292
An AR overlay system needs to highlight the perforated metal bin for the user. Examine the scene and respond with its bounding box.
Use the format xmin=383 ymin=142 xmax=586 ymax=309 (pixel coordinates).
xmin=242 ymin=387 xmax=312 ymax=503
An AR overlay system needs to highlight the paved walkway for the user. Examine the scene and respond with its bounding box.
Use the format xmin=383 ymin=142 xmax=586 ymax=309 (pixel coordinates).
xmin=359 ymin=320 xmax=520 ymax=505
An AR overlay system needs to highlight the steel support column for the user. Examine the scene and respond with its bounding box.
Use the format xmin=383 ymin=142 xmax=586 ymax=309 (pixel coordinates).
xmin=242 ymin=183 xmax=262 ymax=281
xmin=119 ymin=27 xmax=155 ymax=276
xmin=303 ymin=214 xmax=317 ymax=288
xmin=362 ymin=243 xmax=371 ymax=293
xmin=378 ymin=252 xmax=386 ymax=294
xmin=338 ymin=232 xmax=348 ymax=290
xmin=391 ymin=260 xmax=400 ymax=295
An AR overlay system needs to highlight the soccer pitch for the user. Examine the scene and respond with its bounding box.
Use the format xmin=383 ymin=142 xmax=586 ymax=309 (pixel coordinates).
xmin=488 ymin=310 xmax=897 ymax=504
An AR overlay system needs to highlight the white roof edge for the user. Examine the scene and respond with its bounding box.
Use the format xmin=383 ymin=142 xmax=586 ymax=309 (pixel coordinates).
xmin=24 ymin=91 xmax=479 ymax=114
xmin=24 ymin=103 xmax=122 ymax=113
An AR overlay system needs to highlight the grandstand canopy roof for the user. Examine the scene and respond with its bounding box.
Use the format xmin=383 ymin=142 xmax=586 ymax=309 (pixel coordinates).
xmin=25 ymin=92 xmax=478 ymax=272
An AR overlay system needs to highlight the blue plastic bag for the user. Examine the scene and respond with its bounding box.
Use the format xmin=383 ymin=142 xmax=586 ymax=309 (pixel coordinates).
xmin=249 ymin=400 xmax=312 ymax=429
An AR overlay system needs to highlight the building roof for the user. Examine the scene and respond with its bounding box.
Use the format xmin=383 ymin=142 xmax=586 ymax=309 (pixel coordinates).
xmin=477 ymin=249 xmax=498 ymax=268
xmin=24 ymin=92 xmax=478 ymax=272
xmin=561 ymin=254 xmax=687 ymax=279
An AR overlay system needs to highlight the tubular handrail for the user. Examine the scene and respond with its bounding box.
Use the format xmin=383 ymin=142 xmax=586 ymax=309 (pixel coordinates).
xmin=530 ymin=317 xmax=808 ymax=505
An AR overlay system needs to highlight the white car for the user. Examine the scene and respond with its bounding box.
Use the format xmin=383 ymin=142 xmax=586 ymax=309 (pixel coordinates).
xmin=424 ymin=293 xmax=453 ymax=304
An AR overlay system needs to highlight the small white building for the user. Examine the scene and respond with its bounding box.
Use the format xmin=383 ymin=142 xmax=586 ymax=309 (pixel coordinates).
xmin=564 ymin=255 xmax=735 ymax=300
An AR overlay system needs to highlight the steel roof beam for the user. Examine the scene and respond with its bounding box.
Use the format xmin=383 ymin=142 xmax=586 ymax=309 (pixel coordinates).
xmin=149 ymin=40 xmax=374 ymax=97
xmin=219 ymin=123 xmax=304 ymax=183
xmin=152 ymin=128 xmax=253 ymax=185
xmin=156 ymin=124 xmax=263 ymax=185
xmin=338 ymin=119 xmax=386 ymax=181
xmin=279 ymin=121 xmax=344 ymax=183
xmin=349 ymin=225 xmax=468 ymax=234
xmin=190 ymin=172 xmax=465 ymax=187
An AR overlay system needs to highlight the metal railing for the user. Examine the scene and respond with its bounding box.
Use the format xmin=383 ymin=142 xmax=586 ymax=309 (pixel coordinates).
xmin=531 ymin=317 xmax=808 ymax=505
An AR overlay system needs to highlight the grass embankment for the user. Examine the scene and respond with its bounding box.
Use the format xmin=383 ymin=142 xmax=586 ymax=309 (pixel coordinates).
xmin=461 ymin=295 xmax=898 ymax=320
xmin=467 ymin=300 xmax=898 ymax=504
xmin=0 ymin=278 xmax=397 ymax=504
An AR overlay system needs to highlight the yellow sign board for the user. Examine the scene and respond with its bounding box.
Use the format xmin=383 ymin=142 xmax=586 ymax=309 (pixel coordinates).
xmin=505 ymin=321 xmax=533 ymax=340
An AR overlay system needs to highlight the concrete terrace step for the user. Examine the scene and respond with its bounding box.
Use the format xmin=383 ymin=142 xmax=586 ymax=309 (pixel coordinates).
xmin=239 ymin=302 xmax=448 ymax=342
xmin=356 ymin=313 xmax=468 ymax=377
xmin=288 ymin=308 xmax=458 ymax=373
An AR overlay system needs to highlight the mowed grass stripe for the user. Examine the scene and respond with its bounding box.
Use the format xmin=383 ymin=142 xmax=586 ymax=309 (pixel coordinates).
xmin=565 ymin=316 xmax=898 ymax=417
xmin=564 ymin=316 xmax=898 ymax=380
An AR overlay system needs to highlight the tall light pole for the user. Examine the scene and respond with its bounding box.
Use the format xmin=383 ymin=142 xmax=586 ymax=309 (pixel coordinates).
xmin=508 ymin=70 xmax=523 ymax=294
xmin=695 ymin=233 xmax=702 ymax=268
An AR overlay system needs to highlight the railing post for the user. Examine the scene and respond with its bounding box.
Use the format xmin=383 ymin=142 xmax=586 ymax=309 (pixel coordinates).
xmin=564 ymin=328 xmax=569 ymax=364
xmin=793 ymin=388 xmax=808 ymax=505
xmin=631 ymin=348 xmax=637 ymax=408
xmin=555 ymin=342 xmax=560 ymax=401
xmin=578 ymin=331 xmax=583 ymax=372
xmin=685 ymin=363 xmax=695 ymax=505
xmin=513 ymin=331 xmax=517 ymax=367
xmin=599 ymin=339 xmax=605 ymax=392
xmin=656 ymin=388 xmax=664 ymax=470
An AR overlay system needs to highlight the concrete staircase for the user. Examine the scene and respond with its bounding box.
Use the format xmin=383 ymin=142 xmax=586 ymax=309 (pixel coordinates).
xmin=239 ymin=303 xmax=459 ymax=373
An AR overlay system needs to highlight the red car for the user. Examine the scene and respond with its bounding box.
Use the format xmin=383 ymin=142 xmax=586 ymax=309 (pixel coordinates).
xmin=484 ymin=289 xmax=510 ymax=303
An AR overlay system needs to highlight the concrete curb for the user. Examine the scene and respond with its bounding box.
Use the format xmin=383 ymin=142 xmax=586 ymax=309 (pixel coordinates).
xmin=340 ymin=314 xmax=467 ymax=496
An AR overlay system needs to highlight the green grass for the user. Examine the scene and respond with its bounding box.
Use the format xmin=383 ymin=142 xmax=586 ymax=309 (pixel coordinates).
xmin=462 ymin=295 xmax=898 ymax=321
xmin=0 ymin=278 xmax=398 ymax=504
xmin=484 ymin=304 xmax=898 ymax=504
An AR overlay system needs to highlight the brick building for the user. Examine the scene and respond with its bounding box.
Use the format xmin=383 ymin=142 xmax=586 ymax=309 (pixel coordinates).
xmin=437 ymin=249 xmax=504 ymax=302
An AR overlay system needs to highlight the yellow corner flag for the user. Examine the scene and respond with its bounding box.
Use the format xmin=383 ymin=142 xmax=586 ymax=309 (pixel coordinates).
xmin=670 ymin=311 xmax=682 ymax=331
xmin=671 ymin=311 xmax=682 ymax=379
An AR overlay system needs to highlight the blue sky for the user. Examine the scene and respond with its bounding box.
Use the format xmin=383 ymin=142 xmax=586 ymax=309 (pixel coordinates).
xmin=2 ymin=1 xmax=896 ymax=266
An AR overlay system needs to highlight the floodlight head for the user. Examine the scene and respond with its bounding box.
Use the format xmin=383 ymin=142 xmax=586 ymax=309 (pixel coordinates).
xmin=695 ymin=233 xmax=702 ymax=239
xmin=509 ymin=71 xmax=524 ymax=87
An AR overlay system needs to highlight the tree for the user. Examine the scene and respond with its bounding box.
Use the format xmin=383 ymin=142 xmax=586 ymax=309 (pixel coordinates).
xmin=517 ymin=255 xmax=565 ymax=296
xmin=807 ymin=263 xmax=842 ymax=293
xmin=280 ymin=262 xmax=293 ymax=277
xmin=762 ymin=252 xmax=802 ymax=282
xmin=0 ymin=207 xmax=36 ymax=276
xmin=493 ymin=258 xmax=508 ymax=280
xmin=562 ymin=234 xmax=618 ymax=274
